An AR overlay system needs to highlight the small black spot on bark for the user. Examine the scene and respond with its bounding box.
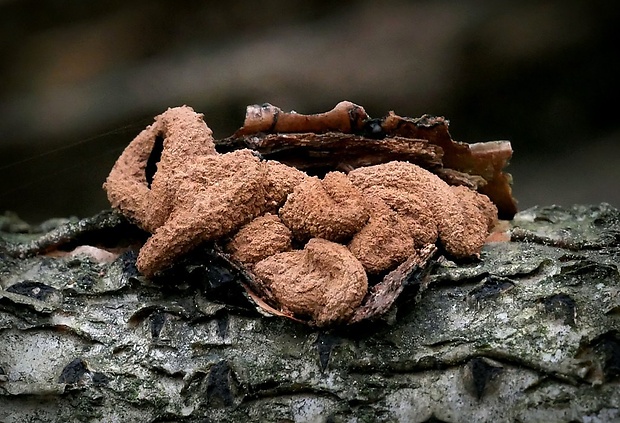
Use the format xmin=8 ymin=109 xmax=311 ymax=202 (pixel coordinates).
xmin=6 ymin=280 xmax=58 ymax=301
xmin=468 ymin=276 xmax=515 ymax=302
xmin=466 ymin=357 xmax=503 ymax=400
xmin=119 ymin=249 xmax=140 ymax=277
xmin=58 ymin=358 xmax=89 ymax=385
xmin=204 ymin=263 xmax=237 ymax=290
xmin=206 ymin=360 xmax=237 ymax=408
xmin=325 ymin=414 xmax=338 ymax=423
xmin=362 ymin=118 xmax=386 ymax=139
xmin=92 ymin=372 xmax=110 ymax=386
xmin=149 ymin=311 xmax=167 ymax=338
xmin=596 ymin=332 xmax=620 ymax=381
xmin=215 ymin=313 xmax=229 ymax=339
xmin=422 ymin=416 xmax=450 ymax=423
xmin=179 ymin=249 xmax=252 ymax=308
xmin=542 ymin=293 xmax=576 ymax=325
xmin=76 ymin=275 xmax=95 ymax=290
xmin=314 ymin=332 xmax=342 ymax=372
xmin=558 ymin=253 xmax=585 ymax=263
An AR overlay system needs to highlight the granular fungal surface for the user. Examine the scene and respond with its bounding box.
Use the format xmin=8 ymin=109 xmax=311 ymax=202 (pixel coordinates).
xmin=103 ymin=102 xmax=513 ymax=326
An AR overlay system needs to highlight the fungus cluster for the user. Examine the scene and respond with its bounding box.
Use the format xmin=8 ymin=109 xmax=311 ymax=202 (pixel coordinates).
xmin=104 ymin=102 xmax=512 ymax=326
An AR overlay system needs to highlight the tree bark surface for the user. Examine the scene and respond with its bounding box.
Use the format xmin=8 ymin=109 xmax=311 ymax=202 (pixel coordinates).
xmin=1 ymin=204 xmax=619 ymax=423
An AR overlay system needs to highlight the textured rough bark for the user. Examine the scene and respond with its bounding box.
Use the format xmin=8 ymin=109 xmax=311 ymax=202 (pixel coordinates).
xmin=1 ymin=203 xmax=619 ymax=422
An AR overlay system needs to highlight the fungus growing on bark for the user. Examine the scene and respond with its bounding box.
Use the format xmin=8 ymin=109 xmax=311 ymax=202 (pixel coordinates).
xmin=103 ymin=106 xmax=305 ymax=277
xmin=229 ymin=103 xmax=516 ymax=219
xmin=253 ymin=238 xmax=368 ymax=326
xmin=226 ymin=214 xmax=292 ymax=265
xmin=279 ymin=171 xmax=369 ymax=243
xmin=347 ymin=196 xmax=416 ymax=274
xmin=104 ymin=101 xmax=514 ymax=326
xmin=348 ymin=161 xmax=498 ymax=260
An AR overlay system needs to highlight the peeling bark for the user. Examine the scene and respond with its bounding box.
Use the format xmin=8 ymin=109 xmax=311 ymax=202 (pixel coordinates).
xmin=1 ymin=203 xmax=619 ymax=422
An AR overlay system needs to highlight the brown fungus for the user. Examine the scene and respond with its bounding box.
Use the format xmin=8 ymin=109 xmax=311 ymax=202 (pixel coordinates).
xmin=279 ymin=171 xmax=369 ymax=243
xmin=348 ymin=161 xmax=498 ymax=259
xmin=134 ymin=149 xmax=269 ymax=276
xmin=103 ymin=107 xmax=304 ymax=277
xmin=253 ymin=238 xmax=368 ymax=327
xmin=104 ymin=101 xmax=513 ymax=326
xmin=348 ymin=196 xmax=416 ymax=274
xmin=263 ymin=160 xmax=308 ymax=210
xmin=103 ymin=105 xmax=217 ymax=233
xmin=226 ymin=214 xmax=293 ymax=265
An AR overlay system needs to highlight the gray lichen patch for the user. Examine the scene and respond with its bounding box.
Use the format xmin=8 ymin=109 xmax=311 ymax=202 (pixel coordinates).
xmin=511 ymin=203 xmax=620 ymax=250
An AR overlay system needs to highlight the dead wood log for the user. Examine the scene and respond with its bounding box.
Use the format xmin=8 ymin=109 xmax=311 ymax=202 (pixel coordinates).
xmin=1 ymin=203 xmax=619 ymax=422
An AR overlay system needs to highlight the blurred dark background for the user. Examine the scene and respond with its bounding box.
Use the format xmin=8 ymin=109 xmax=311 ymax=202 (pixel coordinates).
xmin=1 ymin=0 xmax=619 ymax=224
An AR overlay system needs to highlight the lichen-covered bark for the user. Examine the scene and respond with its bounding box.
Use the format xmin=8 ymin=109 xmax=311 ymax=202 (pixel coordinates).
xmin=1 ymin=204 xmax=619 ymax=423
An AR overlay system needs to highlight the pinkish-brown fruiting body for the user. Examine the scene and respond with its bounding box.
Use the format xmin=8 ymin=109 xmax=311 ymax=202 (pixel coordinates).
xmin=348 ymin=195 xmax=417 ymax=274
xmin=348 ymin=161 xmax=497 ymax=265
xmin=253 ymin=238 xmax=368 ymax=326
xmin=103 ymin=106 xmax=306 ymax=277
xmin=226 ymin=213 xmax=293 ymax=265
xmin=279 ymin=171 xmax=369 ymax=243
xmin=104 ymin=102 xmax=503 ymax=326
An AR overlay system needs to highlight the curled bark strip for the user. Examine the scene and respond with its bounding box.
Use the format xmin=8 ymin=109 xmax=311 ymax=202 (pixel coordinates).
xmin=229 ymin=105 xmax=516 ymax=219
xmin=239 ymin=133 xmax=443 ymax=172
xmin=234 ymin=101 xmax=368 ymax=137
